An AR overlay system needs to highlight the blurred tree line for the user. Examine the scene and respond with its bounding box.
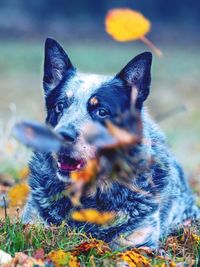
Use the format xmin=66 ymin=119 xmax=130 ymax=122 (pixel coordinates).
xmin=0 ymin=0 xmax=199 ymax=22
xmin=0 ymin=0 xmax=199 ymax=40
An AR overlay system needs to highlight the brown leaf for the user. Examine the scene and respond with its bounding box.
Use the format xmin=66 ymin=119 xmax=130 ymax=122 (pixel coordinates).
xmin=105 ymin=120 xmax=140 ymax=148
xmin=73 ymin=239 xmax=111 ymax=256
xmin=4 ymin=252 xmax=44 ymax=267
xmin=47 ymin=250 xmax=80 ymax=267
xmin=33 ymin=248 xmax=45 ymax=260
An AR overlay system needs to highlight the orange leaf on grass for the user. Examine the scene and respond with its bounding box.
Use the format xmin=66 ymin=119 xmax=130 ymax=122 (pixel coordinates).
xmin=4 ymin=252 xmax=45 ymax=267
xmin=33 ymin=248 xmax=45 ymax=260
xmin=71 ymin=209 xmax=115 ymax=225
xmin=105 ymin=8 xmax=151 ymax=42
xmin=48 ymin=250 xmax=79 ymax=267
xmin=8 ymin=182 xmax=29 ymax=207
xmin=73 ymin=239 xmax=111 ymax=256
xmin=117 ymin=249 xmax=151 ymax=267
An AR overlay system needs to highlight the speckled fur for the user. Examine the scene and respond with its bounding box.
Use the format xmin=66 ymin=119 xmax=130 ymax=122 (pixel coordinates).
xmin=22 ymin=38 xmax=199 ymax=249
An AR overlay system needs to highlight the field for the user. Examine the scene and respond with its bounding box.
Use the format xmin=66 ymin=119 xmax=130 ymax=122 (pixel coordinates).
xmin=0 ymin=40 xmax=200 ymax=266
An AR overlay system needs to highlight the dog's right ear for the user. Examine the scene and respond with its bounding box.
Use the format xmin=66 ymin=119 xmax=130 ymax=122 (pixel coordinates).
xmin=43 ymin=38 xmax=74 ymax=94
xmin=116 ymin=52 xmax=152 ymax=110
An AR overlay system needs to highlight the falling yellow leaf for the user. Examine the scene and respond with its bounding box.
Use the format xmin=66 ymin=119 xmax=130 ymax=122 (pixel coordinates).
xmin=105 ymin=8 xmax=150 ymax=42
xmin=48 ymin=250 xmax=79 ymax=267
xmin=105 ymin=8 xmax=162 ymax=56
xmin=71 ymin=209 xmax=115 ymax=225
xmin=8 ymin=183 xmax=29 ymax=207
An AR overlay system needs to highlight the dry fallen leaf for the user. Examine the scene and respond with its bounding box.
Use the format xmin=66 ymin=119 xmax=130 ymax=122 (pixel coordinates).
xmin=117 ymin=249 xmax=151 ymax=267
xmin=33 ymin=248 xmax=45 ymax=260
xmin=4 ymin=252 xmax=44 ymax=267
xmin=71 ymin=209 xmax=115 ymax=225
xmin=73 ymin=239 xmax=111 ymax=256
xmin=48 ymin=250 xmax=79 ymax=267
xmin=8 ymin=182 xmax=29 ymax=207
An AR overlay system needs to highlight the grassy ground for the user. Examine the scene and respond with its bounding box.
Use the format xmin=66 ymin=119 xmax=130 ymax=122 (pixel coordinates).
xmin=0 ymin=217 xmax=199 ymax=266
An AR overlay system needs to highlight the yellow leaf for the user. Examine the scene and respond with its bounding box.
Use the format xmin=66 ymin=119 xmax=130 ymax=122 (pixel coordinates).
xmin=105 ymin=8 xmax=151 ymax=42
xmin=48 ymin=250 xmax=79 ymax=267
xmin=8 ymin=183 xmax=29 ymax=207
xmin=118 ymin=249 xmax=151 ymax=267
xmin=71 ymin=209 xmax=115 ymax=225
xmin=192 ymin=233 xmax=200 ymax=243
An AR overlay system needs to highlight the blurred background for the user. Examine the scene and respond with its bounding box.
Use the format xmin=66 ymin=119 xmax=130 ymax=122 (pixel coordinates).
xmin=0 ymin=0 xmax=199 ymax=174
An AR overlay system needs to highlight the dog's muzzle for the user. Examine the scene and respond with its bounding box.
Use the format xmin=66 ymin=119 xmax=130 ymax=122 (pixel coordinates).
xmin=57 ymin=152 xmax=85 ymax=174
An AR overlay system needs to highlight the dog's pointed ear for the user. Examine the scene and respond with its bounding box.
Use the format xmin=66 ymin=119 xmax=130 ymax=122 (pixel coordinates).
xmin=116 ymin=52 xmax=152 ymax=109
xmin=43 ymin=38 xmax=74 ymax=94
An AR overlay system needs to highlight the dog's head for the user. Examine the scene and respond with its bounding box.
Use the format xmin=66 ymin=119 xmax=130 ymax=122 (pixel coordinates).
xmin=43 ymin=38 xmax=152 ymax=181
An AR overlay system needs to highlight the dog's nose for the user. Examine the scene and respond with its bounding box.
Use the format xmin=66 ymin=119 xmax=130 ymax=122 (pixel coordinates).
xmin=56 ymin=125 xmax=78 ymax=143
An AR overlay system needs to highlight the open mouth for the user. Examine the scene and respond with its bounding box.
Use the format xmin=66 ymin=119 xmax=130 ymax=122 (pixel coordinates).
xmin=57 ymin=154 xmax=85 ymax=174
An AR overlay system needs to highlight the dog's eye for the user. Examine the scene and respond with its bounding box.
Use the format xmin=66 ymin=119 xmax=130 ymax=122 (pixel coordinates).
xmin=55 ymin=102 xmax=64 ymax=113
xmin=96 ymin=108 xmax=110 ymax=118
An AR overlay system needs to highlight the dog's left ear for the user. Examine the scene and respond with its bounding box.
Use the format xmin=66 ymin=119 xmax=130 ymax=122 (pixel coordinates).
xmin=116 ymin=52 xmax=152 ymax=109
xmin=43 ymin=38 xmax=75 ymax=94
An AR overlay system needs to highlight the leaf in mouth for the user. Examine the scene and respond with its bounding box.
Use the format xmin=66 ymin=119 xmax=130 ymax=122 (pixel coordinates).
xmin=70 ymin=159 xmax=99 ymax=183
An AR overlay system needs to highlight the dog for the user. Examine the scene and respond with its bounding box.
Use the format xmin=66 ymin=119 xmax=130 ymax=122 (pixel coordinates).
xmin=22 ymin=38 xmax=199 ymax=249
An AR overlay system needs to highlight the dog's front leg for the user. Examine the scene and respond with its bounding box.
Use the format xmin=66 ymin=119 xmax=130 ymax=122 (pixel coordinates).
xmin=22 ymin=195 xmax=45 ymax=225
xmin=111 ymin=212 xmax=160 ymax=249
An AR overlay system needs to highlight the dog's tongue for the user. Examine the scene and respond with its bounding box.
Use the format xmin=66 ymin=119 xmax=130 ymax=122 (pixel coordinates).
xmin=58 ymin=157 xmax=85 ymax=172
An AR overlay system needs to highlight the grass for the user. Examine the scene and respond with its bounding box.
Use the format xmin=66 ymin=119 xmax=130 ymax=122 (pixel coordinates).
xmin=0 ymin=217 xmax=119 ymax=266
xmin=0 ymin=217 xmax=199 ymax=266
xmin=0 ymin=218 xmax=87 ymax=256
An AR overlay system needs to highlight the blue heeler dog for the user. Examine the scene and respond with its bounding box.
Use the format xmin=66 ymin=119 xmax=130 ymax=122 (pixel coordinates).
xmin=22 ymin=38 xmax=199 ymax=249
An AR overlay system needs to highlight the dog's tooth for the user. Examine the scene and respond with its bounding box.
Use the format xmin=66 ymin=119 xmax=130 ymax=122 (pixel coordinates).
xmin=57 ymin=162 xmax=61 ymax=168
xmin=77 ymin=164 xmax=81 ymax=169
